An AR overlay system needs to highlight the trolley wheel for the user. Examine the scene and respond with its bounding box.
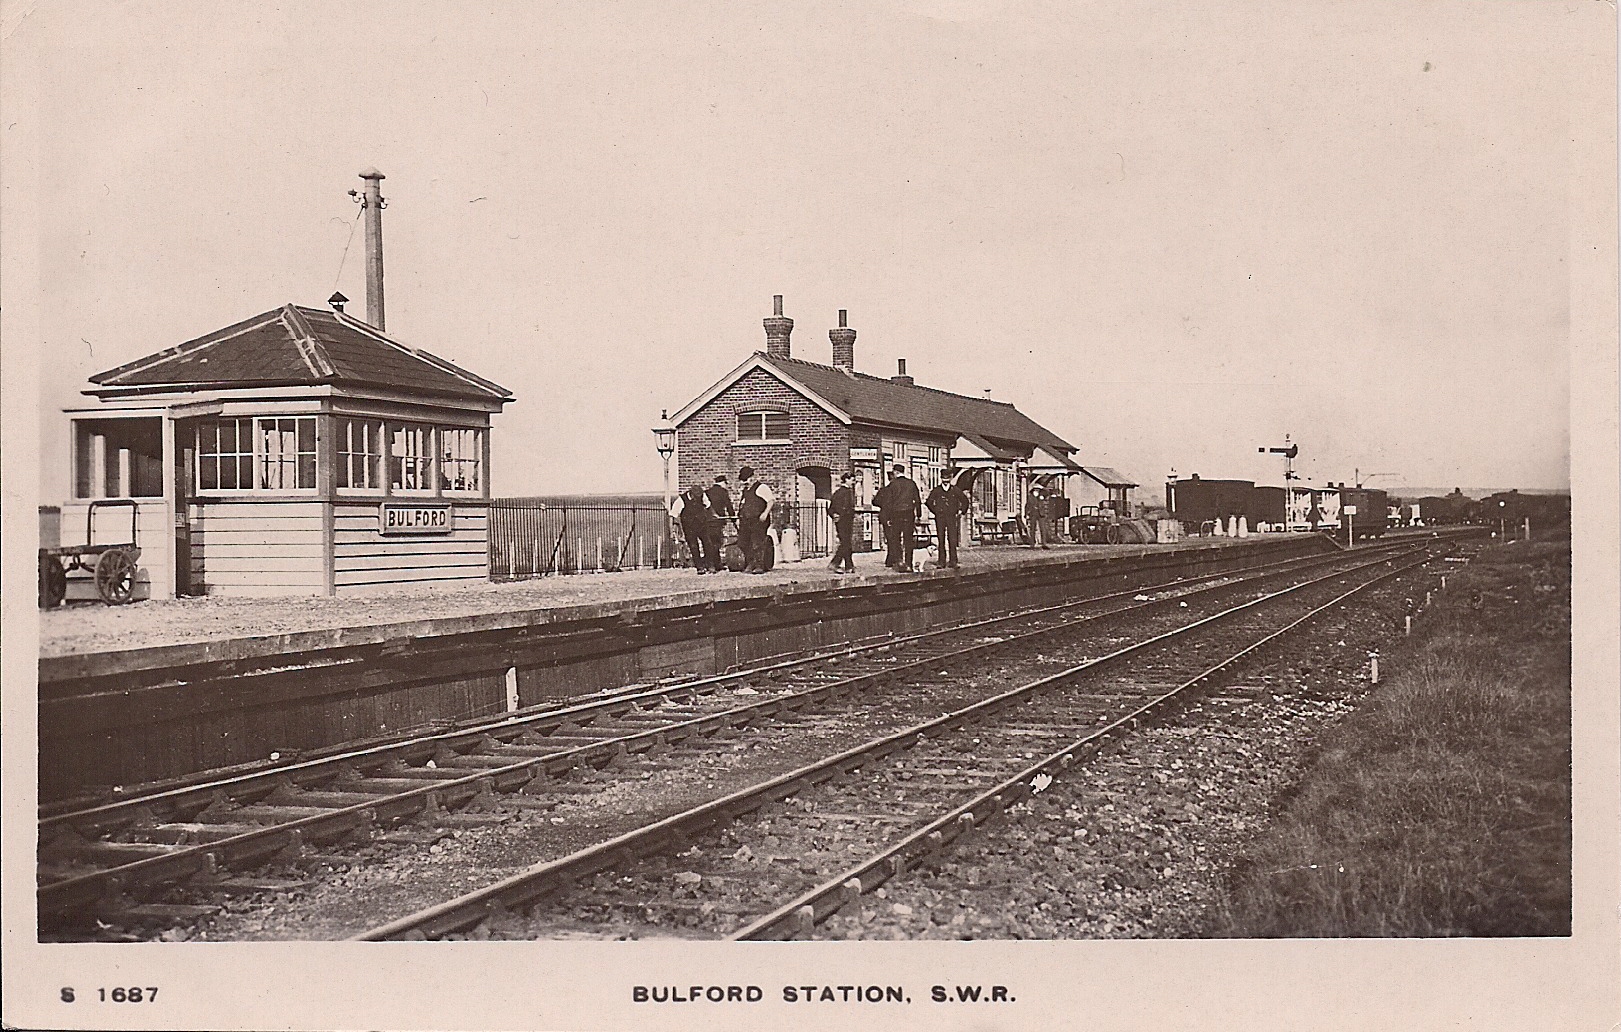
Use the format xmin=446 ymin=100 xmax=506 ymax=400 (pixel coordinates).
xmin=1105 ymin=523 xmax=1123 ymax=545
xmin=94 ymin=548 xmax=137 ymax=605
xmin=723 ymin=544 xmax=747 ymax=572
xmin=38 ymin=552 xmax=66 ymax=609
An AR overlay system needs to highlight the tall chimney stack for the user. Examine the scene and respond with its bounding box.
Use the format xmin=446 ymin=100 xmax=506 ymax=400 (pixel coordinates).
xmin=891 ymin=358 xmax=913 ymax=386
xmin=830 ymin=309 xmax=856 ymax=370
xmin=359 ymin=168 xmax=387 ymax=331
xmin=763 ymin=294 xmax=793 ymax=359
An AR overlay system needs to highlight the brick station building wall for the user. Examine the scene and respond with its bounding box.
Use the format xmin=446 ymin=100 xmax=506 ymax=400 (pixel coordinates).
xmin=676 ymin=365 xmax=851 ymax=526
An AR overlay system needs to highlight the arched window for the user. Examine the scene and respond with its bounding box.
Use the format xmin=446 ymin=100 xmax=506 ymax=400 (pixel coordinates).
xmin=736 ymin=410 xmax=790 ymax=442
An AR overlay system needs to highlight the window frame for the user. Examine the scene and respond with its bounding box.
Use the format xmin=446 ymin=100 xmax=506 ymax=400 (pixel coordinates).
xmin=336 ymin=416 xmax=387 ymax=494
xmin=734 ymin=409 xmax=791 ymax=445
xmin=438 ymin=426 xmax=485 ymax=495
xmin=256 ymin=416 xmax=317 ymax=492
xmin=194 ymin=415 xmax=319 ymax=496
xmin=388 ymin=421 xmax=438 ymax=497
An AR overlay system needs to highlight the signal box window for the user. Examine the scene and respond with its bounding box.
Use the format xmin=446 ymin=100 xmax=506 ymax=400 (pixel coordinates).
xmin=196 ymin=417 xmax=255 ymax=491
xmin=390 ymin=423 xmax=435 ymax=492
xmin=440 ymin=427 xmax=483 ymax=493
xmin=259 ymin=417 xmax=316 ymax=490
xmin=196 ymin=416 xmax=315 ymax=492
xmin=338 ymin=418 xmax=386 ymax=490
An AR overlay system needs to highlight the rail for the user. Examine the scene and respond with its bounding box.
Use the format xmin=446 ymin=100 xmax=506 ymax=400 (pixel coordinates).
xmin=351 ymin=545 xmax=1437 ymax=940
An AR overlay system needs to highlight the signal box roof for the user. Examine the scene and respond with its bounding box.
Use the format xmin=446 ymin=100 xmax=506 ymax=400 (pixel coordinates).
xmin=86 ymin=304 xmax=512 ymax=403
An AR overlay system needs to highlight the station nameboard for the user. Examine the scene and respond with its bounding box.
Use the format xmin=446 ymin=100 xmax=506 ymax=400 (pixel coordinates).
xmin=849 ymin=447 xmax=879 ymax=462
xmin=378 ymin=502 xmax=454 ymax=535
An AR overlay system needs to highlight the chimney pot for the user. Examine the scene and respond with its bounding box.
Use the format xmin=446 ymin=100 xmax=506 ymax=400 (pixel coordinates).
xmin=830 ymin=308 xmax=857 ymax=369
xmin=891 ymin=357 xmax=914 ymax=386
xmin=763 ymin=295 xmax=793 ymax=359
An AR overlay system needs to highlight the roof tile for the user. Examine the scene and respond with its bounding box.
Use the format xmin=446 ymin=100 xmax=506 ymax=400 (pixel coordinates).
xmin=88 ymin=304 xmax=511 ymax=402
xmin=763 ymin=354 xmax=1074 ymax=454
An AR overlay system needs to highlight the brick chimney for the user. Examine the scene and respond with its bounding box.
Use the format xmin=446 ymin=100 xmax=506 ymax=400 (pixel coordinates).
xmin=891 ymin=358 xmax=913 ymax=386
xmin=830 ymin=309 xmax=856 ymax=370
xmin=763 ymin=295 xmax=793 ymax=359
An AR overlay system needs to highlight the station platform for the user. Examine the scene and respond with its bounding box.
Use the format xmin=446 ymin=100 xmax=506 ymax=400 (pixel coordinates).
xmin=39 ymin=533 xmax=1337 ymax=799
xmin=40 ymin=537 xmax=1298 ymax=660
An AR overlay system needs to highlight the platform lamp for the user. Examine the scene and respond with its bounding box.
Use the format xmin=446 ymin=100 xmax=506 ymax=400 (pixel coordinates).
xmin=652 ymin=411 xmax=677 ymax=513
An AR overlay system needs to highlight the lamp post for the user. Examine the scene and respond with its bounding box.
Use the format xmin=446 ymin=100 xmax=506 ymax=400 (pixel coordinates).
xmin=652 ymin=410 xmax=676 ymax=516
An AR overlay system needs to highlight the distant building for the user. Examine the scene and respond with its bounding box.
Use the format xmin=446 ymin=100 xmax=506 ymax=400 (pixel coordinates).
xmin=61 ymin=301 xmax=512 ymax=598
xmin=669 ymin=297 xmax=1079 ymax=547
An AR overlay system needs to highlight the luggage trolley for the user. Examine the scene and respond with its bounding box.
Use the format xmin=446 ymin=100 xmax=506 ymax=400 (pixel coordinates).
xmin=1069 ymin=504 xmax=1124 ymax=545
xmin=38 ymin=499 xmax=142 ymax=607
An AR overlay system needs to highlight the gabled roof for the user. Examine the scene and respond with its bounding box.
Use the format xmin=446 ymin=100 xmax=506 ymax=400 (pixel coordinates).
xmin=675 ymin=351 xmax=1074 ymax=455
xmin=1079 ymin=465 xmax=1136 ymax=487
xmin=957 ymin=432 xmax=1025 ymax=462
xmin=771 ymin=355 xmax=1074 ymax=453
xmin=1031 ymin=445 xmax=1082 ymax=471
xmin=86 ymin=304 xmax=512 ymax=403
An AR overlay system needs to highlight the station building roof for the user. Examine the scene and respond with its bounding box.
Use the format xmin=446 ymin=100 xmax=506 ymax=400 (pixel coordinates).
xmin=676 ymin=351 xmax=1076 ymax=458
xmin=1078 ymin=466 xmax=1137 ymax=487
xmin=85 ymin=304 xmax=512 ymax=404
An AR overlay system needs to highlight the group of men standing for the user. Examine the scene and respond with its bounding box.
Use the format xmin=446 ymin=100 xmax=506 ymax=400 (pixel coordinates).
xmin=866 ymin=464 xmax=969 ymax=573
xmin=673 ymin=463 xmax=972 ymax=577
xmin=670 ymin=466 xmax=779 ymax=574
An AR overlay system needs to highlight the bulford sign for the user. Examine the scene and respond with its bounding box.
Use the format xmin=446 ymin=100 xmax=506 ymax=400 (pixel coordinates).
xmin=378 ymin=503 xmax=454 ymax=535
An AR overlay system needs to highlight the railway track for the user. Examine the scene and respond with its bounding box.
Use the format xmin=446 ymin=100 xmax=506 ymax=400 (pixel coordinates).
xmin=39 ymin=538 xmax=1452 ymax=939
xmin=352 ymin=545 xmax=1441 ymax=941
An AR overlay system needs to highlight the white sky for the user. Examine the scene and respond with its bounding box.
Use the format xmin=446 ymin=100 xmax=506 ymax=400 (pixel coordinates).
xmin=11 ymin=1 xmax=1585 ymax=498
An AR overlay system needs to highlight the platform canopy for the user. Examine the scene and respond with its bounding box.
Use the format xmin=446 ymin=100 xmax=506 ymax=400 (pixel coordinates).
xmin=1078 ymin=465 xmax=1137 ymax=488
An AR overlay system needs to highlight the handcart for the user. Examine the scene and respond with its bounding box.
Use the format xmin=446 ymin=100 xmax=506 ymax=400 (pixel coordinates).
xmin=38 ymin=499 xmax=142 ymax=607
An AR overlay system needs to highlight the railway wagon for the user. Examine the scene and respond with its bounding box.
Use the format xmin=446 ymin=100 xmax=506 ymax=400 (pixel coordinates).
xmin=1166 ymin=475 xmax=1255 ymax=532
xmin=1249 ymin=486 xmax=1287 ymax=530
xmin=1338 ymin=487 xmax=1389 ymax=540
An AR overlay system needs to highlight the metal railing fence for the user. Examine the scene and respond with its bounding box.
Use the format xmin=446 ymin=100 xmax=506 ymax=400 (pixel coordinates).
xmin=784 ymin=502 xmax=835 ymax=559
xmin=488 ymin=503 xmax=680 ymax=578
xmin=490 ymin=499 xmax=853 ymax=579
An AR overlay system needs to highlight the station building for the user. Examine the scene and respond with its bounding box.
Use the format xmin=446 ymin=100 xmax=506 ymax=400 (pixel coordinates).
xmin=669 ymin=297 xmax=1082 ymax=548
xmin=60 ymin=300 xmax=512 ymax=599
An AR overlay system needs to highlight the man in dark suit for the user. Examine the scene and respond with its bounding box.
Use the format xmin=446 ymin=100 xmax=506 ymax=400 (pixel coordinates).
xmin=674 ymin=480 xmax=715 ymax=573
xmin=828 ymin=471 xmax=857 ymax=573
xmin=926 ymin=468 xmax=967 ymax=569
xmin=877 ymin=464 xmax=921 ymax=572
xmin=737 ymin=466 xmax=775 ymax=573
xmin=1026 ymin=480 xmax=1050 ymax=549
xmin=704 ymin=473 xmax=734 ymax=572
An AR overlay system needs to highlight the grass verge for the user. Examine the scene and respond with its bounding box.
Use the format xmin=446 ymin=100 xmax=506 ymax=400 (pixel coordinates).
xmin=1206 ymin=536 xmax=1572 ymax=937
